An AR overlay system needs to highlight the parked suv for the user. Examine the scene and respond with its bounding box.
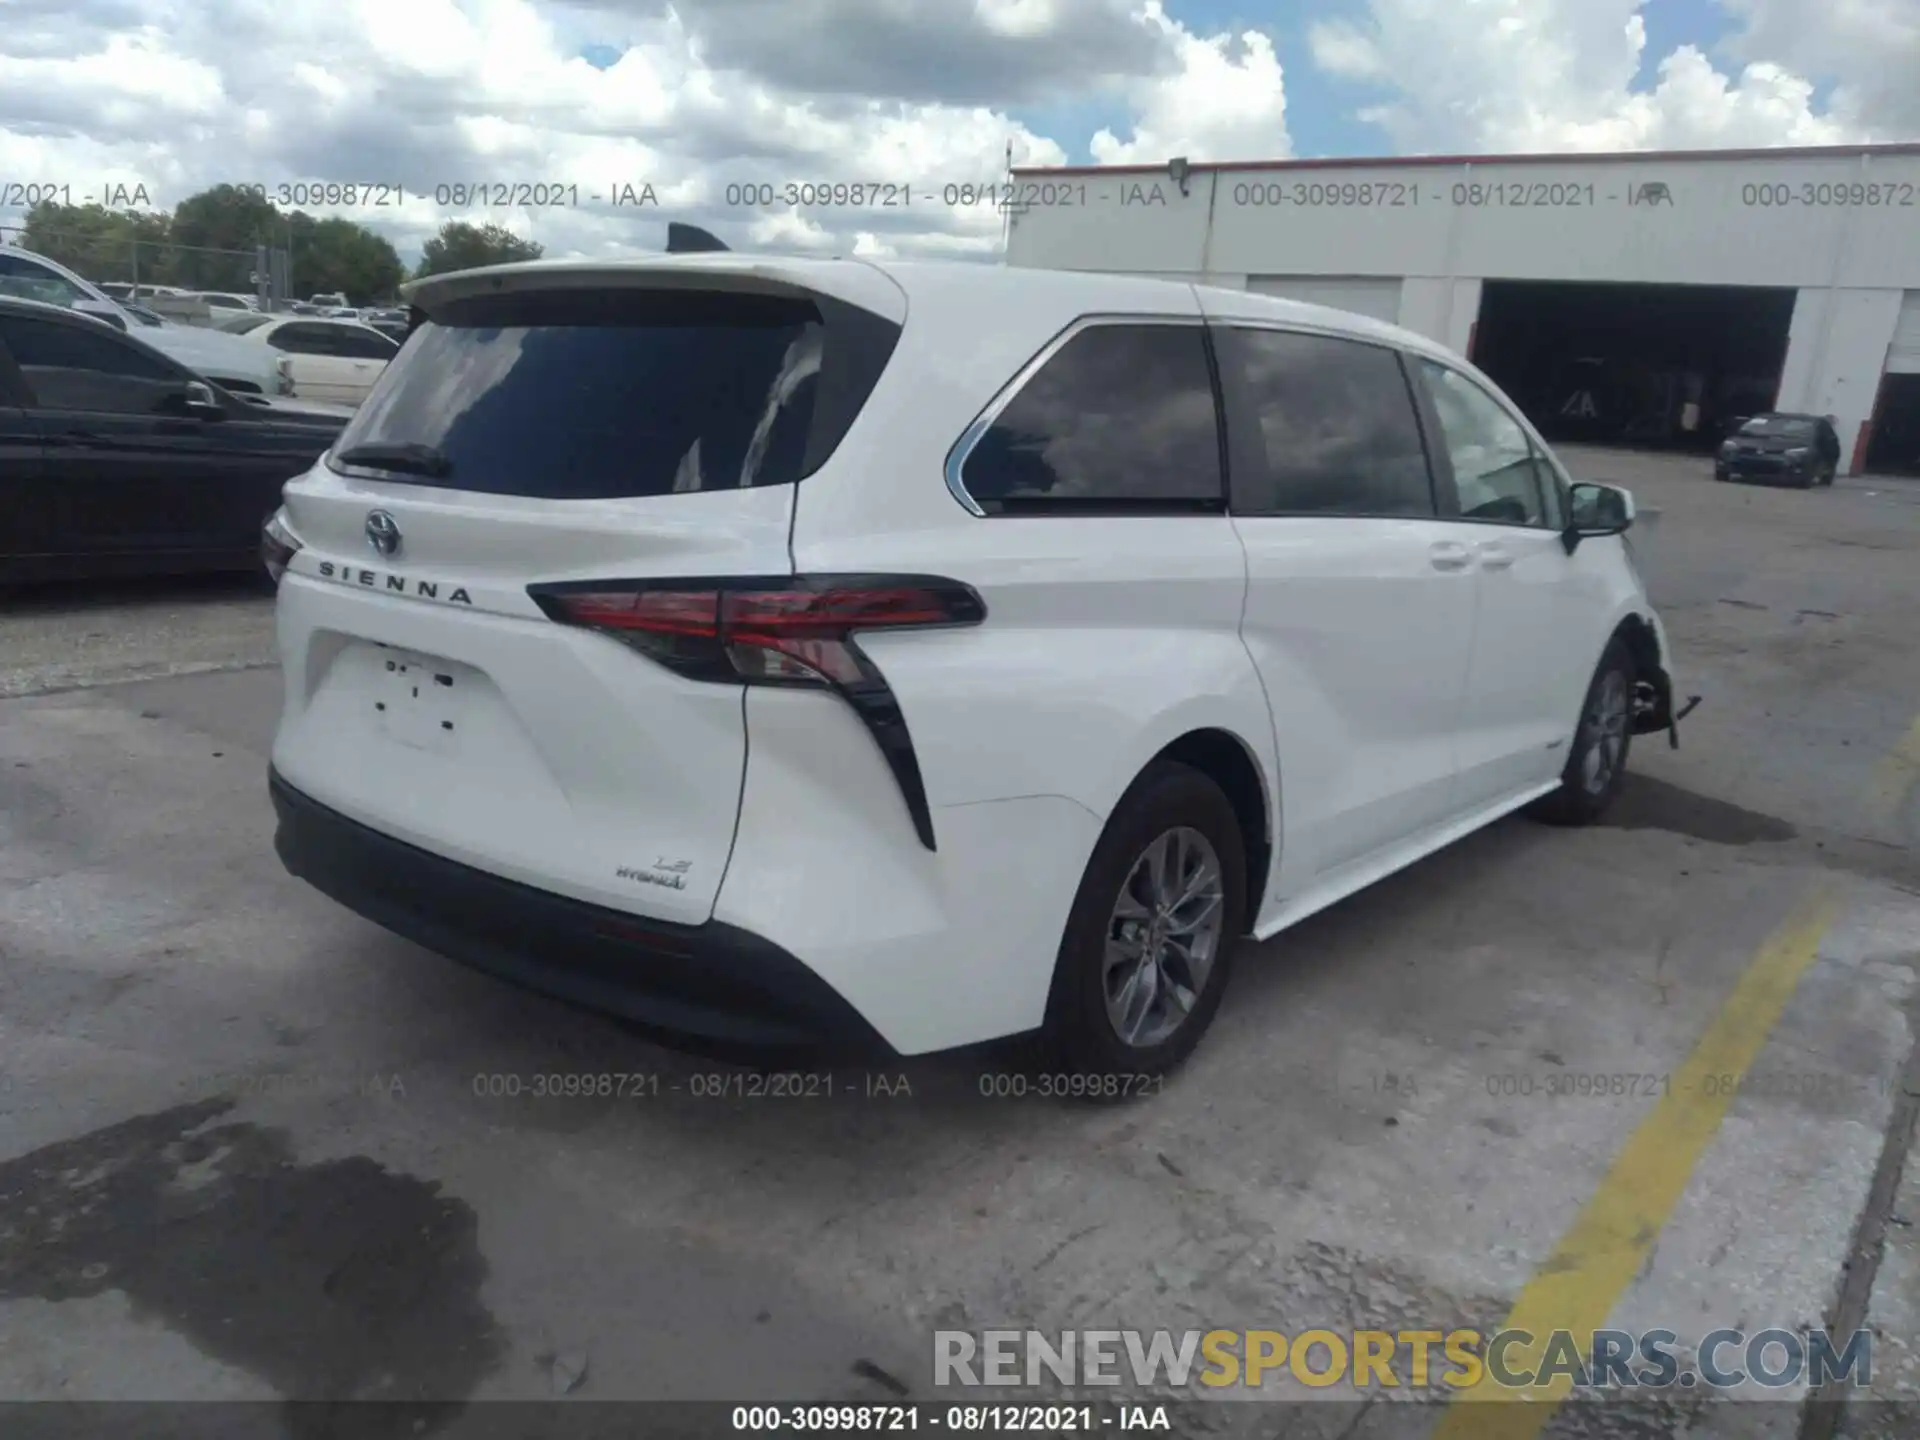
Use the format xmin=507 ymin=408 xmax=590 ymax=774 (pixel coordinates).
xmin=264 ymin=257 xmax=1684 ymax=1080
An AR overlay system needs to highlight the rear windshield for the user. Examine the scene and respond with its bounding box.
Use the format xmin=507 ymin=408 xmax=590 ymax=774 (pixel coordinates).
xmin=1740 ymin=416 xmax=1815 ymax=437
xmin=328 ymin=288 xmax=900 ymax=499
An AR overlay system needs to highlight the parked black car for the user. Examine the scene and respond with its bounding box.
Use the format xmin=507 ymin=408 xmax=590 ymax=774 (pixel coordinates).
xmin=0 ymin=296 xmax=350 ymax=583
xmin=1715 ymin=412 xmax=1841 ymax=489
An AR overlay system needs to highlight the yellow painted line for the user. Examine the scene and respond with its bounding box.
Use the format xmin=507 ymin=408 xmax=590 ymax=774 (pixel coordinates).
xmin=1433 ymin=707 xmax=1920 ymax=1437
xmin=1430 ymin=889 xmax=1840 ymax=1438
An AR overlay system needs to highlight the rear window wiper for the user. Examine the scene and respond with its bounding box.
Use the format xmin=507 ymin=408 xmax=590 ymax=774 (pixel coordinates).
xmin=334 ymin=441 xmax=454 ymax=478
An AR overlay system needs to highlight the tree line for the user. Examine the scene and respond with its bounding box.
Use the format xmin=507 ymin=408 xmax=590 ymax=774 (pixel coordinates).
xmin=12 ymin=184 xmax=544 ymax=305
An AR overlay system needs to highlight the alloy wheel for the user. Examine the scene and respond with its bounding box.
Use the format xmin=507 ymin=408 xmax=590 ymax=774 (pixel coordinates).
xmin=1579 ymin=669 xmax=1630 ymax=796
xmin=1102 ymin=826 xmax=1226 ymax=1048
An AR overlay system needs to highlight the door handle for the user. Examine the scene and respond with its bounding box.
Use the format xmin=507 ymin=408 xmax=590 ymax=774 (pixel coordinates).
xmin=1429 ymin=541 xmax=1473 ymax=572
xmin=1476 ymin=540 xmax=1514 ymax=571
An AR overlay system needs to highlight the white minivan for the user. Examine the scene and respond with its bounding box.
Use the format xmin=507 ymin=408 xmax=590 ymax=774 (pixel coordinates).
xmin=262 ymin=255 xmax=1687 ymax=1083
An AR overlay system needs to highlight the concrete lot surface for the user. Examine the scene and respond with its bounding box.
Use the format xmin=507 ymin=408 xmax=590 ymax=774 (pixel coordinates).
xmin=1 ymin=447 xmax=1918 ymax=1438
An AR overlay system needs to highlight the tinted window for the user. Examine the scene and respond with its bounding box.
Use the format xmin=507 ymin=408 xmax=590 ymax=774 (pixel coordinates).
xmin=960 ymin=324 xmax=1222 ymax=513
xmin=0 ymin=315 xmax=186 ymax=414
xmin=330 ymin=288 xmax=898 ymax=499
xmin=1223 ymin=327 xmax=1432 ymax=516
xmin=334 ymin=326 xmax=398 ymax=360
xmin=270 ymin=323 xmax=343 ymax=355
xmin=1418 ymin=360 xmax=1551 ymax=526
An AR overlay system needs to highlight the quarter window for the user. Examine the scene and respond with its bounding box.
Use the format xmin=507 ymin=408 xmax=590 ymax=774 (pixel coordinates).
xmin=1222 ymin=327 xmax=1434 ymax=517
xmin=959 ymin=323 xmax=1224 ymax=513
xmin=1418 ymin=360 xmax=1553 ymax=527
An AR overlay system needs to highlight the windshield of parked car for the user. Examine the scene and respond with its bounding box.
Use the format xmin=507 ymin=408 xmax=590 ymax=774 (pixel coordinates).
xmin=1740 ymin=416 xmax=1816 ymax=438
xmin=217 ymin=312 xmax=273 ymax=334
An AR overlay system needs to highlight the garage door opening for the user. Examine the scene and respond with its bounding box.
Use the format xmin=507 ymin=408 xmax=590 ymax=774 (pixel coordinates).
xmin=1473 ymin=280 xmax=1797 ymax=452
xmin=1865 ymin=373 xmax=1920 ymax=477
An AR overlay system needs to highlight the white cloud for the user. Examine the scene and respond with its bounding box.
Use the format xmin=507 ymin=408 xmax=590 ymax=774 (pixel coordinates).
xmin=1308 ymin=0 xmax=1887 ymax=154
xmin=0 ymin=0 xmax=1301 ymax=263
xmin=1719 ymin=0 xmax=1920 ymax=136
xmin=1090 ymin=1 xmax=1291 ymax=165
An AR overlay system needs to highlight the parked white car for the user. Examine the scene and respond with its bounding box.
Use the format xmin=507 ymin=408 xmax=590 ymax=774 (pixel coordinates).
xmin=261 ymin=256 xmax=1686 ymax=1081
xmin=188 ymin=291 xmax=260 ymax=313
xmin=0 ymin=249 xmax=292 ymax=397
xmin=217 ymin=314 xmax=398 ymax=407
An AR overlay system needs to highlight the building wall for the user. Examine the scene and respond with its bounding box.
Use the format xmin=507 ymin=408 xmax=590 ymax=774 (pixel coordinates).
xmin=1006 ymin=150 xmax=1920 ymax=291
xmin=1005 ymin=147 xmax=1920 ymax=473
xmin=1777 ymin=288 xmax=1904 ymax=468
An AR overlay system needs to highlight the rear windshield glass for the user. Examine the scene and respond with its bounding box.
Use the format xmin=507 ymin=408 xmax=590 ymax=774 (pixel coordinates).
xmin=1740 ymin=416 xmax=1815 ymax=437
xmin=329 ymin=288 xmax=897 ymax=499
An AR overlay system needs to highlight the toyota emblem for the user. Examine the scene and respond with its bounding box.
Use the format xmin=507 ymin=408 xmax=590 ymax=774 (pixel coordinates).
xmin=365 ymin=509 xmax=402 ymax=558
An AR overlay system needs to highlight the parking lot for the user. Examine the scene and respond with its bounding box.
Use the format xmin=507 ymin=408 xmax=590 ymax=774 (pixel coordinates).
xmin=2 ymin=447 xmax=1919 ymax=1436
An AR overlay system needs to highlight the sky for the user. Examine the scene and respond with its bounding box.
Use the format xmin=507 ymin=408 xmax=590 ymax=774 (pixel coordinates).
xmin=1 ymin=0 xmax=1916 ymax=265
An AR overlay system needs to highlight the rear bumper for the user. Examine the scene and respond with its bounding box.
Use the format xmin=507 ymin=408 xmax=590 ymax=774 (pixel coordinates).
xmin=269 ymin=768 xmax=895 ymax=1055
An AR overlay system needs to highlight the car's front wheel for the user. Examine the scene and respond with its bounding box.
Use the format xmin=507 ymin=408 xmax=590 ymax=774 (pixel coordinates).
xmin=1040 ymin=761 xmax=1247 ymax=1090
xmin=1528 ymin=639 xmax=1636 ymax=826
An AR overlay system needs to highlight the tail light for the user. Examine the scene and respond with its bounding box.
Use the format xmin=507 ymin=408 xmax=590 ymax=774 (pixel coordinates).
xmin=530 ymin=575 xmax=986 ymax=850
xmin=261 ymin=509 xmax=301 ymax=584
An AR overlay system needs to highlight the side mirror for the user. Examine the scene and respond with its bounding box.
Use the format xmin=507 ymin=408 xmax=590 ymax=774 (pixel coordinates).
xmin=1563 ymin=482 xmax=1634 ymax=554
xmin=171 ymin=380 xmax=227 ymax=419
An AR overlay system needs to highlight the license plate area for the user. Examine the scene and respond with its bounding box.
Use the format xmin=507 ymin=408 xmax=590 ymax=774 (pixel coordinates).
xmin=372 ymin=645 xmax=469 ymax=753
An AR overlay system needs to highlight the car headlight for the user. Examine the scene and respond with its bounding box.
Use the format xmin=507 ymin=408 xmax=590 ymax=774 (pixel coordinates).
xmin=275 ymin=355 xmax=295 ymax=395
xmin=1783 ymin=446 xmax=1810 ymax=461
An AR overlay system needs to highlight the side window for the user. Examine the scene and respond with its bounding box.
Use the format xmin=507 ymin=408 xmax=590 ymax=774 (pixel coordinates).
xmin=1418 ymin=360 xmax=1553 ymax=527
xmin=335 ymin=326 xmax=399 ymax=360
xmin=0 ymin=315 xmax=186 ymax=414
xmin=1222 ymin=326 xmax=1434 ymax=517
xmin=959 ymin=323 xmax=1223 ymax=513
xmin=269 ymin=323 xmax=341 ymax=355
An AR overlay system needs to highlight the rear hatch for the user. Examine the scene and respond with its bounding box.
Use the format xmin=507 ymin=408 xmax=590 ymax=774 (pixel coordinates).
xmin=270 ymin=261 xmax=906 ymax=923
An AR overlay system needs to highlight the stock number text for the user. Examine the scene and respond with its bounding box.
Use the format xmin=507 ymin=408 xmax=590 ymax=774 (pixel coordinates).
xmin=1234 ymin=180 xmax=1420 ymax=208
xmin=236 ymin=183 xmax=406 ymax=208
xmin=1742 ymin=181 xmax=1916 ymax=208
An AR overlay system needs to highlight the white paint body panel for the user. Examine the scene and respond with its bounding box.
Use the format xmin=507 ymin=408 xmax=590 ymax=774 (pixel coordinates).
xmin=272 ymin=256 xmax=1668 ymax=1056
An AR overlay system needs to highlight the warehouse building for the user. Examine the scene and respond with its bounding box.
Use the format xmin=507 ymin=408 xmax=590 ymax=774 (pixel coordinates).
xmin=1003 ymin=143 xmax=1920 ymax=476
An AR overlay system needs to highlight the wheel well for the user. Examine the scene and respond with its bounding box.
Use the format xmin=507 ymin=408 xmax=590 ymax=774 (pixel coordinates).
xmin=1152 ymin=729 xmax=1272 ymax=931
xmin=1615 ymin=613 xmax=1663 ymax=679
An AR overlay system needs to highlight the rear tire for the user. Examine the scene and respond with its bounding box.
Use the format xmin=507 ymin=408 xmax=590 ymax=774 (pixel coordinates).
xmin=1527 ymin=639 xmax=1636 ymax=827
xmin=1039 ymin=762 xmax=1247 ymax=1092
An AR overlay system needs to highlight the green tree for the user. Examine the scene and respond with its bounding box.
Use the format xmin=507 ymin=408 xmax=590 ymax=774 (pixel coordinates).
xmin=414 ymin=221 xmax=544 ymax=279
xmin=286 ymin=213 xmax=405 ymax=305
xmin=168 ymin=184 xmax=284 ymax=290
xmin=18 ymin=201 xmax=172 ymax=285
